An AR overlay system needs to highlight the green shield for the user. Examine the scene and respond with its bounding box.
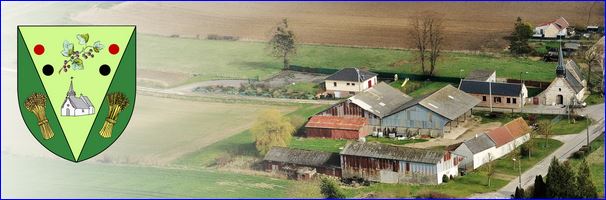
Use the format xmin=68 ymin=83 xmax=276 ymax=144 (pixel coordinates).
xmin=17 ymin=25 xmax=136 ymax=162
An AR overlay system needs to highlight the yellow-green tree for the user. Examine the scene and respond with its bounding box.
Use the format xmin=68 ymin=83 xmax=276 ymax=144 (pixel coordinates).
xmin=251 ymin=109 xmax=295 ymax=155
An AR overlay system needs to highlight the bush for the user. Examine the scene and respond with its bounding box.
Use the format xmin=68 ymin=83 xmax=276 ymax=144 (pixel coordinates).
xmin=442 ymin=174 xmax=449 ymax=183
xmin=417 ymin=190 xmax=454 ymax=198
xmin=449 ymin=175 xmax=454 ymax=180
xmin=572 ymin=150 xmax=585 ymax=159
xmin=320 ymin=177 xmax=346 ymax=198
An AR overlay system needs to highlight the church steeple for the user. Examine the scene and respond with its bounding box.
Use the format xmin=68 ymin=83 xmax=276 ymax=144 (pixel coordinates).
xmin=67 ymin=77 xmax=76 ymax=97
xmin=556 ymin=41 xmax=566 ymax=77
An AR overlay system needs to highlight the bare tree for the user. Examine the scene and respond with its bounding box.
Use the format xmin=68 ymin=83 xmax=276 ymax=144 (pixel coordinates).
xmin=428 ymin=15 xmax=445 ymax=76
xmin=486 ymin=153 xmax=495 ymax=188
xmin=269 ymin=18 xmax=296 ymax=69
xmin=584 ymin=43 xmax=604 ymax=93
xmin=536 ymin=120 xmax=552 ymax=148
xmin=410 ymin=14 xmax=430 ymax=74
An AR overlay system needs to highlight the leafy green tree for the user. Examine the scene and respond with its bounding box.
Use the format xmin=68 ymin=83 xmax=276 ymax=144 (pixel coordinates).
xmin=536 ymin=120 xmax=552 ymax=148
xmin=268 ymin=18 xmax=296 ymax=69
xmin=251 ymin=109 xmax=295 ymax=155
xmin=320 ymin=177 xmax=346 ymax=198
xmin=507 ymin=17 xmax=533 ymax=56
xmin=575 ymin=159 xmax=598 ymax=198
xmin=532 ymin=175 xmax=547 ymax=198
xmin=546 ymin=158 xmax=578 ymax=198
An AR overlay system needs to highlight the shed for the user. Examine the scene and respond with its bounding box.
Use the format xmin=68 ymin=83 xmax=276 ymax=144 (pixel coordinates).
xmin=305 ymin=116 xmax=368 ymax=139
xmin=264 ymin=147 xmax=341 ymax=178
xmin=465 ymin=69 xmax=496 ymax=82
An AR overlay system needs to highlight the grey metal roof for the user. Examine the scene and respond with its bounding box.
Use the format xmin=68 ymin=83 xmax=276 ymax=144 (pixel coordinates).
xmin=563 ymin=60 xmax=584 ymax=93
xmin=348 ymin=82 xmax=412 ymax=118
xmin=66 ymin=96 xmax=94 ymax=109
xmin=462 ymin=134 xmax=496 ymax=154
xmin=459 ymin=80 xmax=523 ymax=97
xmin=388 ymin=85 xmax=480 ymax=120
xmin=465 ymin=69 xmax=495 ymax=81
xmin=341 ymin=142 xmax=444 ymax=164
xmin=325 ymin=67 xmax=377 ymax=82
xmin=263 ymin=147 xmax=341 ymax=168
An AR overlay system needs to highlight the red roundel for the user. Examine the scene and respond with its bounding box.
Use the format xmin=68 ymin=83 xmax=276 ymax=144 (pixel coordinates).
xmin=34 ymin=44 xmax=45 ymax=55
xmin=108 ymin=44 xmax=119 ymax=55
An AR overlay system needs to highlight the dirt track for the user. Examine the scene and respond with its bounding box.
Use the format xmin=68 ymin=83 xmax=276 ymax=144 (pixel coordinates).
xmin=74 ymin=2 xmax=604 ymax=50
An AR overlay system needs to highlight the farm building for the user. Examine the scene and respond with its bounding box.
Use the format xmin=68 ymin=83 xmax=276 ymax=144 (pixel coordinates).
xmin=263 ymin=147 xmax=341 ymax=179
xmin=458 ymin=80 xmax=528 ymax=110
xmin=452 ymin=134 xmax=496 ymax=170
xmin=534 ymin=45 xmax=586 ymax=106
xmin=304 ymin=116 xmax=368 ymax=139
xmin=533 ymin=16 xmax=569 ymax=38
xmin=324 ymin=67 xmax=378 ymax=98
xmin=317 ymin=81 xmax=412 ymax=128
xmin=340 ymin=142 xmax=463 ymax=184
xmin=380 ymin=85 xmax=480 ymax=137
xmin=484 ymin=117 xmax=531 ymax=159
xmin=464 ymin=69 xmax=496 ymax=82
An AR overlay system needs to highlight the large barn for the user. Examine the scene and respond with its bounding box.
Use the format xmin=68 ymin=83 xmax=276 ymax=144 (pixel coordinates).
xmin=381 ymin=85 xmax=480 ymax=137
xmin=305 ymin=116 xmax=368 ymax=139
xmin=340 ymin=142 xmax=463 ymax=184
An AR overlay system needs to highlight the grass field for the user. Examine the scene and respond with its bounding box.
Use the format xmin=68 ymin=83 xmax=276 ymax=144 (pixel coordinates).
xmin=289 ymin=137 xmax=348 ymax=153
xmin=486 ymin=138 xmax=563 ymax=177
xmin=137 ymin=34 xmax=558 ymax=87
xmin=98 ymin=95 xmax=296 ymax=165
xmin=175 ymin=104 xmax=328 ymax=167
xmin=3 ymin=155 xmax=293 ymax=198
xmin=475 ymin=112 xmax=589 ymax=135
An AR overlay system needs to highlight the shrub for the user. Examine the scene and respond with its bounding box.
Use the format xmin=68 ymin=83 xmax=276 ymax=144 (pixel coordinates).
xmin=521 ymin=143 xmax=531 ymax=158
xmin=320 ymin=177 xmax=346 ymax=198
xmin=572 ymin=150 xmax=585 ymax=159
xmin=417 ymin=190 xmax=454 ymax=198
xmin=442 ymin=174 xmax=449 ymax=183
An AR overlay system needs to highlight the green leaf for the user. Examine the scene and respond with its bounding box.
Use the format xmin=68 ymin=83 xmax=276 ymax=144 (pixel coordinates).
xmin=76 ymin=33 xmax=89 ymax=45
xmin=93 ymin=47 xmax=99 ymax=53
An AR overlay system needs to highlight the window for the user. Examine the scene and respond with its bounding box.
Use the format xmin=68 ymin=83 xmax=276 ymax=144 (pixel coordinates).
xmin=494 ymin=97 xmax=502 ymax=103
xmin=405 ymin=163 xmax=410 ymax=172
xmin=333 ymin=82 xmax=337 ymax=87
xmin=506 ymin=98 xmax=511 ymax=103
xmin=482 ymin=96 xmax=487 ymax=101
xmin=513 ymin=98 xmax=517 ymax=104
xmin=352 ymin=83 xmax=355 ymax=86
xmin=349 ymin=91 xmax=356 ymax=95
xmin=559 ymin=88 xmax=561 ymax=92
xmin=347 ymin=83 xmax=350 ymax=86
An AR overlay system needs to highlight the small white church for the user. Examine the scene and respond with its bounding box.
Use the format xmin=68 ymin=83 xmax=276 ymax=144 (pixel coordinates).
xmin=535 ymin=44 xmax=586 ymax=106
xmin=61 ymin=78 xmax=95 ymax=116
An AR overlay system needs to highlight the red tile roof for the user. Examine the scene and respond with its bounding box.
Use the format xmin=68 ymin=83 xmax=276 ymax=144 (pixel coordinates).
xmin=485 ymin=117 xmax=530 ymax=147
xmin=305 ymin=116 xmax=367 ymax=130
xmin=538 ymin=17 xmax=569 ymax=30
xmin=504 ymin=117 xmax=530 ymax=139
xmin=485 ymin=126 xmax=514 ymax=147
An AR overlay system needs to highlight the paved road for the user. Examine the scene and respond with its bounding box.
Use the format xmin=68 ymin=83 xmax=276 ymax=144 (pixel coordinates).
xmin=471 ymin=104 xmax=605 ymax=198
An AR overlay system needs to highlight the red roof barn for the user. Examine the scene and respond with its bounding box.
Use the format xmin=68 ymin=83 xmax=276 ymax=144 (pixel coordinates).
xmin=305 ymin=116 xmax=368 ymax=139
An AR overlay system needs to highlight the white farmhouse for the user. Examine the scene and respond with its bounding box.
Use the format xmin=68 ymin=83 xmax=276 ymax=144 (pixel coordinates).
xmin=533 ymin=17 xmax=569 ymax=38
xmin=324 ymin=67 xmax=378 ymax=98
xmin=452 ymin=134 xmax=497 ymax=170
xmin=61 ymin=78 xmax=95 ymax=117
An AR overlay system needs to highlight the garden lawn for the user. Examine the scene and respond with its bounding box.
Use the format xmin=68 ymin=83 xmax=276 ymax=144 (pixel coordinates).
xmin=486 ymin=138 xmax=563 ymax=177
xmin=342 ymin=172 xmax=509 ymax=198
xmin=289 ymin=137 xmax=348 ymax=153
xmin=475 ymin=112 xmax=589 ymax=135
xmin=569 ymin=134 xmax=604 ymax=197
xmin=174 ymin=104 xmax=329 ymax=167
xmin=139 ymin=35 xmax=557 ymax=87
xmin=585 ymin=93 xmax=604 ymax=105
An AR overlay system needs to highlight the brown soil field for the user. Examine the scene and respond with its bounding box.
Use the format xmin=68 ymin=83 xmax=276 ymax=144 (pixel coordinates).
xmin=74 ymin=2 xmax=604 ymax=50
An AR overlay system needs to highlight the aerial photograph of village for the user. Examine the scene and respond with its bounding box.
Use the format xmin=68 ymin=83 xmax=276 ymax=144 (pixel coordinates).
xmin=1 ymin=1 xmax=605 ymax=199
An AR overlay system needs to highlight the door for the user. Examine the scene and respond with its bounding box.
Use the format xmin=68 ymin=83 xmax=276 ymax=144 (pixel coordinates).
xmin=66 ymin=108 xmax=71 ymax=116
xmin=533 ymin=97 xmax=539 ymax=105
xmin=556 ymin=95 xmax=563 ymax=105
xmin=368 ymin=80 xmax=372 ymax=88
